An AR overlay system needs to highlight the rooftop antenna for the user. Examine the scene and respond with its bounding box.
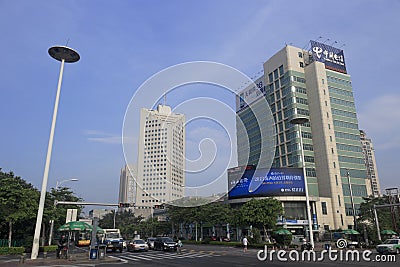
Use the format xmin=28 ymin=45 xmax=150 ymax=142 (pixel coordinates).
xmin=163 ymin=90 xmax=167 ymax=106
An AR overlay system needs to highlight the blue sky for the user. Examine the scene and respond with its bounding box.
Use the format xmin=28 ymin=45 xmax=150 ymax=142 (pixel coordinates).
xmin=1 ymin=0 xmax=400 ymax=210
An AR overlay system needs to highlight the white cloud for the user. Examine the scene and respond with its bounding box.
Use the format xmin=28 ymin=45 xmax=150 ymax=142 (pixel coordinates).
xmin=84 ymin=129 xmax=122 ymax=144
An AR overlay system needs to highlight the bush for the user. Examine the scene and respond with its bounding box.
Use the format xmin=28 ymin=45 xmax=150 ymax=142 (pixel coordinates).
xmin=43 ymin=245 xmax=58 ymax=252
xmin=202 ymin=238 xmax=211 ymax=244
xmin=0 ymin=247 xmax=25 ymax=255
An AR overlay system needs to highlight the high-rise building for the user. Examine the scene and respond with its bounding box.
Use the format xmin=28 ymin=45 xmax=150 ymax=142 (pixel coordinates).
xmin=135 ymin=104 xmax=185 ymax=217
xmin=235 ymin=41 xmax=369 ymax=232
xmin=118 ymin=164 xmax=137 ymax=210
xmin=360 ymin=130 xmax=381 ymax=197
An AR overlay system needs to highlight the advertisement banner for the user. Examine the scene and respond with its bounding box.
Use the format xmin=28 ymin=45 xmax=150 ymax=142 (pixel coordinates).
xmin=228 ymin=167 xmax=305 ymax=199
xmin=236 ymin=76 xmax=264 ymax=111
xmin=310 ymin=40 xmax=347 ymax=74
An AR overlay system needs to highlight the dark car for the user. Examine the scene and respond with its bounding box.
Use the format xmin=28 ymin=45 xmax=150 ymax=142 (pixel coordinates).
xmin=127 ymin=239 xmax=149 ymax=252
xmin=154 ymin=237 xmax=177 ymax=251
xmin=146 ymin=237 xmax=157 ymax=250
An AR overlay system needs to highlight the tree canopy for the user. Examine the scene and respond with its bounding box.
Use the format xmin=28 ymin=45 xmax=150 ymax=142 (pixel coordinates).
xmin=0 ymin=168 xmax=83 ymax=246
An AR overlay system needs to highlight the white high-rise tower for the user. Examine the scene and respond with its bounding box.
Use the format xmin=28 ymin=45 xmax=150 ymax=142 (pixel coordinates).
xmin=135 ymin=104 xmax=185 ymax=216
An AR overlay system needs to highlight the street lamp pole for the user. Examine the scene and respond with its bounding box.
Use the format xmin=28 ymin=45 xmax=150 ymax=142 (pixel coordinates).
xmin=346 ymin=170 xmax=357 ymax=230
xmin=290 ymin=117 xmax=314 ymax=250
xmin=48 ymin=178 xmax=79 ymax=245
xmin=31 ymin=46 xmax=80 ymax=260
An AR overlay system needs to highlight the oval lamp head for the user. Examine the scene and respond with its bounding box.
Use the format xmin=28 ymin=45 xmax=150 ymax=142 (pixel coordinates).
xmin=48 ymin=46 xmax=80 ymax=63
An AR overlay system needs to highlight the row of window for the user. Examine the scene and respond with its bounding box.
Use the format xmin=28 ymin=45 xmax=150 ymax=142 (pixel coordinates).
xmin=336 ymin=143 xmax=363 ymax=153
xmin=330 ymin=97 xmax=355 ymax=108
xmin=333 ymin=120 xmax=359 ymax=129
xmin=338 ymin=155 xmax=365 ymax=165
xmin=331 ymin=108 xmax=357 ymax=119
xmin=340 ymin=168 xmax=367 ymax=178
xmin=328 ymin=86 xmax=353 ymax=97
xmin=342 ymin=184 xmax=367 ymax=197
xmin=145 ymin=128 xmax=167 ymax=133
xmin=268 ymin=65 xmax=285 ymax=83
xmin=335 ymin=131 xmax=360 ymax=141
xmin=327 ymin=76 xmax=352 ymax=87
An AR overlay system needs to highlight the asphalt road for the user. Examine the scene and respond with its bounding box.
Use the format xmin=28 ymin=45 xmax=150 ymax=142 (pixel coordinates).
xmin=97 ymin=244 xmax=400 ymax=267
xmin=1 ymin=244 xmax=399 ymax=266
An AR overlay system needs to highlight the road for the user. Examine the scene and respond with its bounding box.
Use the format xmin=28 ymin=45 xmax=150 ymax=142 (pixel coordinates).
xmin=99 ymin=244 xmax=399 ymax=267
xmin=1 ymin=244 xmax=399 ymax=266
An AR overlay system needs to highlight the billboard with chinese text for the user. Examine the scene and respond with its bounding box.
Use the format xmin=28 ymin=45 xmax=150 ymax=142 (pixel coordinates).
xmin=310 ymin=40 xmax=347 ymax=74
xmin=228 ymin=167 xmax=305 ymax=199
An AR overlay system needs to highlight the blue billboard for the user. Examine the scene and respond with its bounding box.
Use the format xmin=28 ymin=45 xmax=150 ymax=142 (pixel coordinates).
xmin=310 ymin=40 xmax=347 ymax=74
xmin=228 ymin=167 xmax=305 ymax=199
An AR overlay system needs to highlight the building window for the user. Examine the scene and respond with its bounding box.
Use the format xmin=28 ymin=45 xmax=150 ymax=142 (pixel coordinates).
xmin=299 ymin=62 xmax=304 ymax=68
xmin=338 ymin=195 xmax=341 ymax=206
xmin=269 ymin=73 xmax=273 ymax=83
xmin=279 ymin=65 xmax=284 ymax=76
xmin=324 ymin=225 xmax=330 ymax=231
xmin=322 ymin=202 xmax=328 ymax=215
xmin=298 ymin=51 xmax=303 ymax=58
xmin=274 ymin=69 xmax=279 ymax=80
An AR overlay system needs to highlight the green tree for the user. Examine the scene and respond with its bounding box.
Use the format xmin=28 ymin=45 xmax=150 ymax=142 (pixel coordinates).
xmin=0 ymin=169 xmax=39 ymax=247
xmin=239 ymin=198 xmax=283 ymax=240
xmin=99 ymin=210 xmax=144 ymax=239
xmin=45 ymin=187 xmax=83 ymax=243
xmin=0 ymin=169 xmax=83 ymax=247
xmin=357 ymin=196 xmax=399 ymax=243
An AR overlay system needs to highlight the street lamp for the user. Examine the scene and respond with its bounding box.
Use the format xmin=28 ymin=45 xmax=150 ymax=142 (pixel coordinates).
xmin=290 ymin=117 xmax=314 ymax=250
xmin=346 ymin=170 xmax=357 ymax=230
xmin=48 ymin=178 xmax=79 ymax=245
xmin=31 ymin=46 xmax=80 ymax=260
xmin=56 ymin=178 xmax=79 ymax=190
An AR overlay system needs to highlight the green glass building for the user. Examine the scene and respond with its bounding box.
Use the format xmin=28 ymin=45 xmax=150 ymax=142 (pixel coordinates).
xmin=235 ymin=42 xmax=370 ymax=231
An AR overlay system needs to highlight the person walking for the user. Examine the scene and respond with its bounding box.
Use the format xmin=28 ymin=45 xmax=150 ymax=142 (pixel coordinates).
xmin=242 ymin=236 xmax=249 ymax=252
xmin=177 ymin=239 xmax=183 ymax=254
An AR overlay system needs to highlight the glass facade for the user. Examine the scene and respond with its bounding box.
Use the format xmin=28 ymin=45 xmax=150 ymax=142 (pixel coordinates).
xmin=327 ymin=70 xmax=368 ymax=211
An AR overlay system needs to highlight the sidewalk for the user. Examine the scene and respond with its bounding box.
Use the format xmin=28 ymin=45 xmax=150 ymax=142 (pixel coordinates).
xmin=0 ymin=250 xmax=122 ymax=266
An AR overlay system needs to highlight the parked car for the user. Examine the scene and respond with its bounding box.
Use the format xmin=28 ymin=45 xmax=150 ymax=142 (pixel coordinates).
xmin=146 ymin=237 xmax=157 ymax=250
xmin=154 ymin=237 xmax=177 ymax=251
xmin=376 ymin=239 xmax=400 ymax=254
xmin=127 ymin=239 xmax=149 ymax=252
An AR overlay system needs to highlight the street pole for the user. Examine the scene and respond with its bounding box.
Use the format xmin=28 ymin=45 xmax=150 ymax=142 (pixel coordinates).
xmin=347 ymin=170 xmax=357 ymax=230
xmin=31 ymin=46 xmax=79 ymax=260
xmin=373 ymin=205 xmax=382 ymax=241
xmin=290 ymin=117 xmax=314 ymax=250
xmin=113 ymin=209 xmax=117 ymax=229
xmin=48 ymin=179 xmax=78 ymax=245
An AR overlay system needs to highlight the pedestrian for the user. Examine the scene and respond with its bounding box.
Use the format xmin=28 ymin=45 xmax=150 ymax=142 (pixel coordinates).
xmin=273 ymin=238 xmax=277 ymax=250
xmin=177 ymin=239 xmax=183 ymax=254
xmin=243 ymin=236 xmax=249 ymax=252
xmin=56 ymin=235 xmax=68 ymax=258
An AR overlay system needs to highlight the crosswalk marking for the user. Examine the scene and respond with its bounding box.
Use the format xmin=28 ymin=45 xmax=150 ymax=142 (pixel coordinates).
xmin=116 ymin=250 xmax=218 ymax=262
